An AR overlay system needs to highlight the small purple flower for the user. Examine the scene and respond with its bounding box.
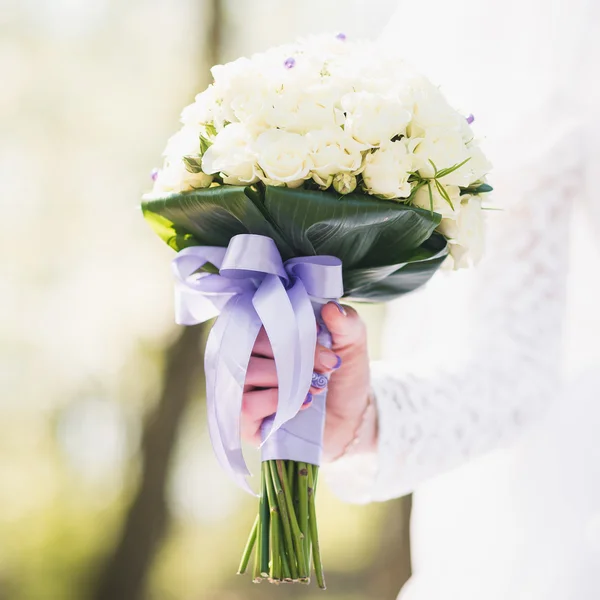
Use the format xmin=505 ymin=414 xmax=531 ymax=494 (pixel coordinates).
xmin=336 ymin=32 xmax=347 ymax=41
xmin=284 ymin=57 xmax=296 ymax=69
xmin=466 ymin=114 xmax=475 ymax=125
xmin=150 ymin=167 xmax=159 ymax=181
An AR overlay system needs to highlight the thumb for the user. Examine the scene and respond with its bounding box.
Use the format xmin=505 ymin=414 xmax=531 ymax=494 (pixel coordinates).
xmin=321 ymin=302 xmax=366 ymax=351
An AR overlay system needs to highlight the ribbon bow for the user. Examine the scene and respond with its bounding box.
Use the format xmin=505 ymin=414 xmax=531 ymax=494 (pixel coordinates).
xmin=172 ymin=234 xmax=343 ymax=493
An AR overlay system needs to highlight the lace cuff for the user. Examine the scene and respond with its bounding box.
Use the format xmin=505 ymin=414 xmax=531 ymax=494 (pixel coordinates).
xmin=322 ymin=368 xmax=417 ymax=504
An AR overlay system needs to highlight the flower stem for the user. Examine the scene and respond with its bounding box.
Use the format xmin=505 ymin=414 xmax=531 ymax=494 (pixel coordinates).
xmin=238 ymin=514 xmax=258 ymax=575
xmin=308 ymin=465 xmax=326 ymax=589
xmin=274 ymin=460 xmax=308 ymax=579
xmin=259 ymin=463 xmax=270 ymax=578
xmin=281 ymin=546 xmax=292 ymax=581
xmin=264 ymin=462 xmax=281 ymax=581
xmin=268 ymin=461 xmax=299 ymax=579
xmin=297 ymin=462 xmax=310 ymax=569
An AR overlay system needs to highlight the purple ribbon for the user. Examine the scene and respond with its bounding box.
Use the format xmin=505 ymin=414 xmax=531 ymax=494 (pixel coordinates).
xmin=172 ymin=234 xmax=343 ymax=493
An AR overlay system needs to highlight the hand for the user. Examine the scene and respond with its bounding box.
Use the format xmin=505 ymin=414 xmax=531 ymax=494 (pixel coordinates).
xmin=240 ymin=302 xmax=376 ymax=461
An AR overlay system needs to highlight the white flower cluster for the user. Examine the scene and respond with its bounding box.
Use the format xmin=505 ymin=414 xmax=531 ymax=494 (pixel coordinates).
xmin=150 ymin=34 xmax=492 ymax=267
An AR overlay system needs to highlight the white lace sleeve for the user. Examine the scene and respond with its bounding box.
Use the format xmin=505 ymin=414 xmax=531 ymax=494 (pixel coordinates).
xmin=323 ymin=118 xmax=583 ymax=503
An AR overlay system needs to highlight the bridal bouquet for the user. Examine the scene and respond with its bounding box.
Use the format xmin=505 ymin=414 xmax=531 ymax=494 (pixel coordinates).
xmin=143 ymin=34 xmax=492 ymax=588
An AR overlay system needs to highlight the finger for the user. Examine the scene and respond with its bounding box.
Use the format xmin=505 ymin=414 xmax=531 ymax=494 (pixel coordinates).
xmin=300 ymin=392 xmax=314 ymax=411
xmin=321 ymin=301 xmax=366 ymax=351
xmin=309 ymin=371 xmax=329 ymax=395
xmin=241 ymin=388 xmax=279 ymax=445
xmin=242 ymin=387 xmax=278 ymax=422
xmin=245 ymin=356 xmax=277 ymax=388
xmin=252 ymin=327 xmax=274 ymax=358
xmin=314 ymin=344 xmax=342 ymax=373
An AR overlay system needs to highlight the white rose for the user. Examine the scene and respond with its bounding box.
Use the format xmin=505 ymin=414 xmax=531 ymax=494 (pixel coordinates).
xmin=465 ymin=142 xmax=493 ymax=183
xmin=306 ymin=128 xmax=364 ymax=187
xmin=262 ymin=81 xmax=341 ymax=134
xmin=407 ymin=78 xmax=464 ymax=138
xmin=342 ymin=91 xmax=412 ymax=147
xmin=412 ymin=182 xmax=461 ymax=219
xmin=438 ymin=196 xmax=485 ymax=268
xmin=362 ymin=139 xmax=417 ymax=199
xmin=254 ymin=130 xmax=313 ymax=187
xmin=201 ymin=124 xmax=259 ymax=185
xmin=228 ymin=77 xmax=272 ymax=134
xmin=180 ymin=86 xmax=220 ymax=127
xmin=152 ymin=159 xmax=213 ymax=195
xmin=413 ymin=130 xmax=472 ymax=185
xmin=414 ymin=131 xmax=492 ymax=186
xmin=162 ymin=126 xmax=202 ymax=159
xmin=212 ymin=57 xmax=269 ymax=130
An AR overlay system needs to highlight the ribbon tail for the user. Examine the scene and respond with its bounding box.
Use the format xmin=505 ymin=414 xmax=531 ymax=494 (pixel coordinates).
xmin=205 ymin=293 xmax=261 ymax=494
xmin=261 ymin=301 xmax=328 ymax=465
xmin=253 ymin=274 xmax=302 ymax=443
xmin=286 ymin=278 xmax=317 ymax=407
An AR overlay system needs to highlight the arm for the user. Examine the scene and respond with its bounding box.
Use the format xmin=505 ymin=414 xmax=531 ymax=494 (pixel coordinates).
xmin=322 ymin=126 xmax=580 ymax=502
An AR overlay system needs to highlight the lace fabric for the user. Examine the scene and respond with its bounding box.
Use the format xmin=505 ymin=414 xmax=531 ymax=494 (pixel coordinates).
xmin=323 ymin=117 xmax=584 ymax=502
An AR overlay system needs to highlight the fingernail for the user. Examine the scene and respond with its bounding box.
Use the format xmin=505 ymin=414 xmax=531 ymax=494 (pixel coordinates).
xmin=332 ymin=354 xmax=342 ymax=370
xmin=311 ymin=372 xmax=328 ymax=389
xmin=319 ymin=349 xmax=340 ymax=370
xmin=332 ymin=301 xmax=346 ymax=316
xmin=303 ymin=393 xmax=313 ymax=406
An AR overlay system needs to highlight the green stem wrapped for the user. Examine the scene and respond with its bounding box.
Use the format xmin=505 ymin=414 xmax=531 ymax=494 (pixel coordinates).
xmin=238 ymin=514 xmax=258 ymax=575
xmin=281 ymin=545 xmax=292 ymax=582
xmin=259 ymin=463 xmax=270 ymax=578
xmin=275 ymin=460 xmax=308 ymax=579
xmin=269 ymin=461 xmax=300 ymax=579
xmin=297 ymin=462 xmax=310 ymax=569
xmin=308 ymin=465 xmax=326 ymax=589
xmin=264 ymin=462 xmax=281 ymax=581
xmin=243 ymin=459 xmax=325 ymax=587
xmin=286 ymin=459 xmax=295 ymax=489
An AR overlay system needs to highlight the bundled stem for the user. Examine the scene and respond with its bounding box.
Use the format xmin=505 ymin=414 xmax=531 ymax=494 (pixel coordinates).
xmin=238 ymin=460 xmax=325 ymax=587
xmin=237 ymin=514 xmax=258 ymax=575
xmin=274 ymin=461 xmax=308 ymax=579
xmin=297 ymin=462 xmax=310 ymax=568
xmin=259 ymin=463 xmax=270 ymax=578
xmin=308 ymin=465 xmax=326 ymax=589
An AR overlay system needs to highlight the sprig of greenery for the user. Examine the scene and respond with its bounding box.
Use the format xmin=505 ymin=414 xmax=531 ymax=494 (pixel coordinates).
xmin=407 ymin=158 xmax=471 ymax=212
xmin=204 ymin=122 xmax=217 ymax=137
xmin=199 ymin=134 xmax=212 ymax=155
xmin=183 ymin=155 xmax=203 ymax=173
xmin=434 ymin=178 xmax=454 ymax=210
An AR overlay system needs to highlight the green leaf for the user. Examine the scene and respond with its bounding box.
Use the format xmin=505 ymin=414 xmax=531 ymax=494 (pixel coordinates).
xmin=183 ymin=155 xmax=203 ymax=174
xmin=204 ymin=122 xmax=217 ymax=137
xmin=428 ymin=159 xmax=439 ymax=176
xmin=142 ymin=185 xmax=448 ymax=302
xmin=141 ymin=186 xmax=291 ymax=253
xmin=460 ymin=182 xmax=494 ymax=195
xmin=344 ymin=233 xmax=448 ymax=301
xmin=262 ymin=186 xmax=442 ymax=269
xmin=200 ymin=134 xmax=213 ymax=155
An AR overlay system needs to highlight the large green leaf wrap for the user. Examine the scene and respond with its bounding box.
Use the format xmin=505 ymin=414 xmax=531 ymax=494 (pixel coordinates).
xmin=142 ymin=185 xmax=448 ymax=301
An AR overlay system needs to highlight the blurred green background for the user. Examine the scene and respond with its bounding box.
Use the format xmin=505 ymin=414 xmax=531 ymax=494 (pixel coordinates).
xmin=0 ymin=1 xmax=411 ymax=598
